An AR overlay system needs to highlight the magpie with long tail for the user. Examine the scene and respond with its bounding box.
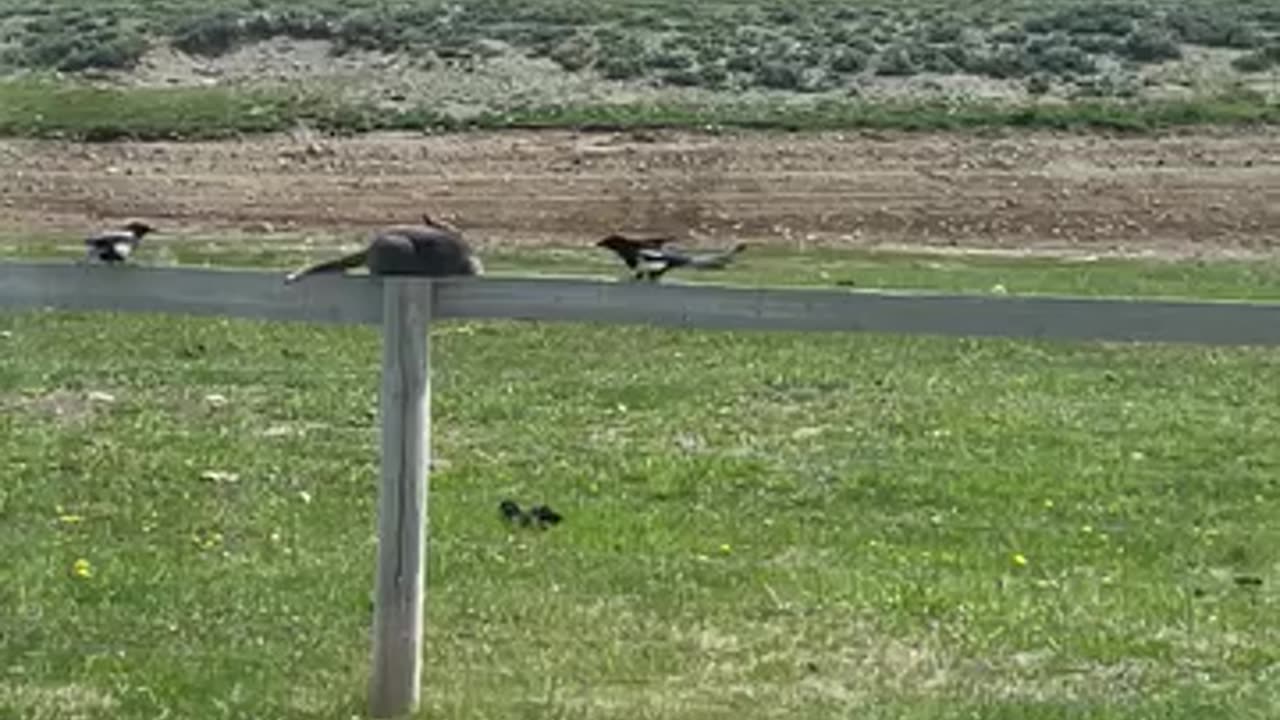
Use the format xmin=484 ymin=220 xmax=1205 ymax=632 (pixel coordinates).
xmin=84 ymin=221 xmax=155 ymax=264
xmin=595 ymin=234 xmax=747 ymax=282
xmin=596 ymin=233 xmax=677 ymax=252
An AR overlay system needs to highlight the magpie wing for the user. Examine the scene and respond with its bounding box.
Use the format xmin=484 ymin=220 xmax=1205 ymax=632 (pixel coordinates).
xmin=85 ymin=230 xmax=132 ymax=247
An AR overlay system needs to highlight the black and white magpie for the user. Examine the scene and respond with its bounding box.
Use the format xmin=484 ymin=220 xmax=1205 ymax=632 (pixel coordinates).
xmin=595 ymin=234 xmax=747 ymax=282
xmin=84 ymin=221 xmax=155 ymax=264
xmin=528 ymin=504 xmax=563 ymax=528
xmin=498 ymin=499 xmax=563 ymax=530
xmin=499 ymin=499 xmax=532 ymax=527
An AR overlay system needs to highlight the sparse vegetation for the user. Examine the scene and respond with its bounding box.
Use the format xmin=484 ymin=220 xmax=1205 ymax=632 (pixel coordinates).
xmin=0 ymin=0 xmax=1276 ymax=135
xmin=1231 ymin=42 xmax=1280 ymax=73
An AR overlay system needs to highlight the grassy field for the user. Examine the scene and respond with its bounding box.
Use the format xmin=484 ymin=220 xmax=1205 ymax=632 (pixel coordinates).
xmin=1 ymin=78 xmax=1277 ymax=141
xmin=1 ymin=0 xmax=1279 ymax=137
xmin=2 ymin=244 xmax=1279 ymax=719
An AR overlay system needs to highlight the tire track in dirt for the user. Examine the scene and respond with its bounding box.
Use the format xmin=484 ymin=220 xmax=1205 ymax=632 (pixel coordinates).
xmin=1 ymin=128 xmax=1278 ymax=257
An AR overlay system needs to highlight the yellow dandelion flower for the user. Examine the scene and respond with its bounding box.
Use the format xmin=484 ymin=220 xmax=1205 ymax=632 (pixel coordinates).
xmin=719 ymin=543 xmax=733 ymax=556
xmin=1011 ymin=553 xmax=1028 ymax=567
xmin=1043 ymin=499 xmax=1054 ymax=509
xmin=59 ymin=514 xmax=85 ymax=524
xmin=72 ymin=558 xmax=93 ymax=579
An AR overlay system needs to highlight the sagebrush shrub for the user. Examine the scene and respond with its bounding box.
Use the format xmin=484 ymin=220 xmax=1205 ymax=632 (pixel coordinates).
xmin=829 ymin=48 xmax=868 ymax=74
xmin=172 ymin=11 xmax=244 ymax=56
xmin=1121 ymin=25 xmax=1182 ymax=63
xmin=875 ymin=45 xmax=918 ymax=76
xmin=755 ymin=61 xmax=803 ymax=89
xmin=1164 ymin=9 xmax=1258 ymax=49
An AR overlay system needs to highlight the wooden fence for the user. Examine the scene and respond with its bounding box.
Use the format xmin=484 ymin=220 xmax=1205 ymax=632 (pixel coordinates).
xmin=5 ymin=259 xmax=1280 ymax=717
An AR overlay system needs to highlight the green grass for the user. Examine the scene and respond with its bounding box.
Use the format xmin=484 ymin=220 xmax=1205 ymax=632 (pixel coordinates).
xmin=0 ymin=79 xmax=453 ymax=141
xmin=2 ymin=243 xmax=1279 ymax=718
xmin=493 ymin=93 xmax=1280 ymax=133
xmin=0 ymin=77 xmax=1277 ymax=141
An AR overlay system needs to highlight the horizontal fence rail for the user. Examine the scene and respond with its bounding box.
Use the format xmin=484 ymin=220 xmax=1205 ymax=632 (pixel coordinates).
xmin=5 ymin=261 xmax=1280 ymax=346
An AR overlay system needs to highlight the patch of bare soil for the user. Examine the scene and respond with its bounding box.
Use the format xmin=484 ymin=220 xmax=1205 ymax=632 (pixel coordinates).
xmin=1 ymin=127 xmax=1278 ymax=259
xmin=4 ymin=389 xmax=117 ymax=425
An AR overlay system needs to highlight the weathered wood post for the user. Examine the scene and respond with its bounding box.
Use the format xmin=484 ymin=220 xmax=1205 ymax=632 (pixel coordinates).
xmin=369 ymin=278 xmax=433 ymax=718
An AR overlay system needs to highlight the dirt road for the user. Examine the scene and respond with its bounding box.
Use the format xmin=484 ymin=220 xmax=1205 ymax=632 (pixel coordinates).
xmin=2 ymin=127 xmax=1278 ymax=257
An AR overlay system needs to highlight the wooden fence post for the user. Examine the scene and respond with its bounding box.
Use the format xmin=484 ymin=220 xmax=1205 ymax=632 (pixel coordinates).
xmin=369 ymin=278 xmax=433 ymax=718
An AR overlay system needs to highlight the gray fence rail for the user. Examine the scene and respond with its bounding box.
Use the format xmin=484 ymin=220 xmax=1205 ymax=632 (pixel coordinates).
xmin=6 ymin=261 xmax=1280 ymax=346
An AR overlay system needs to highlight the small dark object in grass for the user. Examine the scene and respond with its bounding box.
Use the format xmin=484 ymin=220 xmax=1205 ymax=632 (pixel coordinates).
xmin=499 ymin=499 xmax=531 ymax=527
xmin=1234 ymin=575 xmax=1263 ymax=587
xmin=529 ymin=504 xmax=563 ymax=528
